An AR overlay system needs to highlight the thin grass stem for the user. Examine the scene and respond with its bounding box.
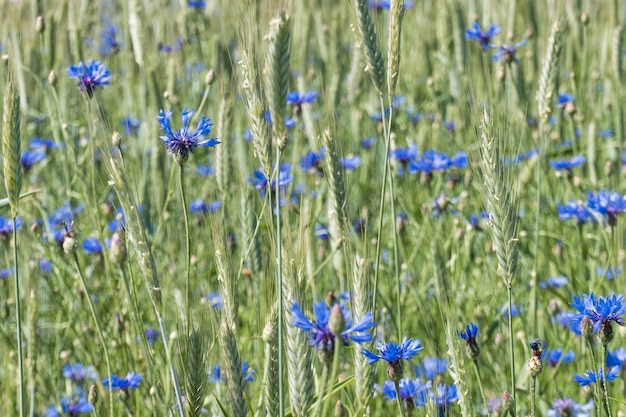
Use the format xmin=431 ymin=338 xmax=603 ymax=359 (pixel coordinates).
xmin=179 ymin=165 xmax=192 ymax=333
xmin=12 ymin=218 xmax=25 ymax=417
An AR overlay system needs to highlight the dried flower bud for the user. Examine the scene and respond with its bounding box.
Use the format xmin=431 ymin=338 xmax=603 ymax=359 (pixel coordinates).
xmin=501 ymin=391 xmax=515 ymax=412
xmin=63 ymin=236 xmax=78 ymax=253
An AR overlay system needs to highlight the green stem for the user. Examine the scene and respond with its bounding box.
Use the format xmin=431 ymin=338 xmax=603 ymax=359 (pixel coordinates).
xmin=585 ymin=337 xmax=601 ymax=413
xmin=472 ymin=359 xmax=488 ymax=412
xmin=320 ymin=341 xmax=342 ymax=417
xmin=602 ymin=343 xmax=613 ymax=417
xmin=275 ymin=145 xmax=285 ymax=417
xmin=313 ymin=361 xmax=330 ymax=417
xmin=507 ymin=283 xmax=516 ymax=414
xmin=12 ymin=218 xmax=25 ymax=417
xmin=72 ymin=253 xmax=114 ymax=417
xmin=529 ymin=376 xmax=536 ymax=417
xmin=179 ymin=165 xmax=191 ymax=333
xmin=393 ymin=379 xmax=406 ymax=417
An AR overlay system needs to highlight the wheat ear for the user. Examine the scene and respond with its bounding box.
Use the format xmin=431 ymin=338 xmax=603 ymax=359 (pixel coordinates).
xmin=265 ymin=12 xmax=291 ymax=150
xmin=353 ymin=0 xmax=385 ymax=94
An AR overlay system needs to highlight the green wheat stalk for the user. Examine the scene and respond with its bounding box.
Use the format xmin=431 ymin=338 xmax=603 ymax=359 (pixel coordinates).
xmin=353 ymin=0 xmax=385 ymax=94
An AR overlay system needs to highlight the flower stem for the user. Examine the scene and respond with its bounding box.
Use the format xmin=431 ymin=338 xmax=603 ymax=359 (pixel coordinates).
xmin=472 ymin=359 xmax=488 ymax=412
xmin=72 ymin=253 xmax=114 ymax=417
xmin=321 ymin=342 xmax=342 ymax=417
xmin=12 ymin=218 xmax=25 ymax=417
xmin=179 ymin=165 xmax=191 ymax=333
xmin=507 ymin=283 xmax=516 ymax=413
xmin=585 ymin=337 xmax=601 ymax=413
xmin=275 ymin=145 xmax=285 ymax=417
xmin=601 ymin=343 xmax=613 ymax=417
xmin=529 ymin=376 xmax=536 ymax=417
xmin=393 ymin=380 xmax=405 ymax=417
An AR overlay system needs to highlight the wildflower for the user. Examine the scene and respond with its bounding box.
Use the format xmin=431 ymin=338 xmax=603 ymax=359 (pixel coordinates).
xmin=491 ymin=40 xmax=527 ymax=64
xmin=39 ymin=258 xmax=53 ymax=273
xmin=406 ymin=107 xmax=423 ymax=125
xmin=557 ymin=201 xmax=596 ymax=225
xmin=368 ymin=0 xmax=414 ymax=11
xmin=291 ymin=301 xmax=375 ymax=361
xmin=465 ymin=22 xmax=501 ymax=50
xmin=209 ymin=362 xmax=255 ymax=384
xmin=144 ymin=328 xmax=159 ymax=345
xmin=569 ymin=293 xmax=626 ymax=337
xmin=362 ymin=337 xmax=423 ymax=381
xmin=352 ymin=217 xmax=367 ymax=234
xmin=360 ymin=137 xmax=375 ymax=150
xmin=0 ymin=216 xmax=23 ymax=238
xmin=467 ymin=212 xmax=489 ymax=231
xmin=21 ymin=150 xmax=46 ymax=172
xmin=187 ymin=1 xmax=206 ymax=9
xmin=287 ymin=90 xmax=319 ymax=107
xmin=82 ymin=237 xmax=103 ymax=255
xmin=549 ymin=156 xmax=586 ymax=171
xmin=542 ymin=348 xmax=575 ymax=368
xmin=606 ymin=347 xmax=626 ymax=368
xmin=557 ymin=93 xmax=576 ymax=115
xmin=102 ymin=372 xmax=142 ymax=391
xmin=48 ymin=202 xmax=83 ymax=227
xmin=597 ymin=265 xmax=622 ymax=280
xmin=573 ymin=367 xmax=620 ymax=387
xmin=121 ymin=117 xmax=141 ymax=136
xmin=527 ymin=339 xmax=545 ymax=377
xmin=67 ymin=60 xmax=111 ymax=97
xmin=390 ymin=143 xmax=418 ymax=174
xmin=430 ymin=384 xmax=459 ymax=411
xmin=458 ymin=323 xmax=480 ymax=359
xmin=203 ymin=292 xmax=223 ymax=309
xmin=381 ymin=378 xmax=430 ymax=410
xmin=314 ymin=224 xmax=330 ymax=241
xmin=340 ymin=155 xmax=361 ymax=170
xmin=539 ymin=275 xmax=569 ymax=289
xmin=99 ymin=24 xmax=121 ymax=57
xmin=63 ymin=363 xmax=96 ymax=384
xmin=300 ymin=147 xmax=325 ymax=175
xmin=414 ymin=356 xmax=448 ymax=380
xmin=547 ymin=398 xmax=594 ymax=417
xmin=45 ymin=395 xmax=93 ymax=416
xmin=189 ymin=199 xmax=221 ymax=214
xmin=586 ymin=190 xmax=626 ymax=226
xmin=0 ymin=268 xmax=12 ymax=279
xmin=248 ymin=164 xmax=293 ymax=201
xmin=195 ymin=164 xmax=215 ymax=176
xmin=157 ymin=108 xmax=218 ymax=164
xmin=30 ymin=137 xmax=59 ymax=151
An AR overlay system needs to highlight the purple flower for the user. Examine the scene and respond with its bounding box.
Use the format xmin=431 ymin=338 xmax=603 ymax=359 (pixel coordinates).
xmin=491 ymin=40 xmax=527 ymax=64
xmin=67 ymin=60 xmax=111 ymax=97
xmin=157 ymin=108 xmax=218 ymax=164
xmin=102 ymin=372 xmax=142 ymax=391
xmin=547 ymin=398 xmax=593 ymax=417
xmin=466 ymin=22 xmax=501 ymax=50
xmin=291 ymin=301 xmax=375 ymax=353
xmin=573 ymin=367 xmax=620 ymax=387
xmin=144 ymin=328 xmax=160 ymax=345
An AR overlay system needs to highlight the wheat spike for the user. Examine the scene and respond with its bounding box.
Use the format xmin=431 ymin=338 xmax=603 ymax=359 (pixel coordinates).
xmin=537 ymin=19 xmax=564 ymax=126
xmin=2 ymin=77 xmax=22 ymax=219
xmin=186 ymin=331 xmax=208 ymax=417
xmin=387 ymin=0 xmax=405 ymax=103
xmin=265 ymin=12 xmax=291 ymax=149
xmin=354 ymin=0 xmax=386 ymax=94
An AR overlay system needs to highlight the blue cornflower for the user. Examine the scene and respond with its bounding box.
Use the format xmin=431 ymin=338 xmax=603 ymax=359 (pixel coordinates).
xmin=340 ymin=155 xmax=361 ymax=170
xmin=99 ymin=24 xmax=121 ymax=57
xmin=406 ymin=107 xmax=423 ymax=125
xmin=599 ymin=129 xmax=614 ymax=138
xmin=491 ymin=40 xmax=527 ymax=64
xmin=39 ymin=258 xmax=53 ymax=273
xmin=547 ymin=398 xmax=594 ymax=417
xmin=209 ymin=362 xmax=255 ymax=384
xmin=466 ymin=22 xmax=501 ymax=50
xmin=391 ymin=143 xmax=418 ymax=175
xmin=63 ymin=363 xmax=96 ymax=384
xmin=144 ymin=328 xmax=159 ymax=345
xmin=381 ymin=378 xmax=430 ymax=408
xmin=430 ymin=384 xmax=459 ymax=411
xmin=414 ymin=356 xmax=448 ymax=380
xmin=542 ymin=349 xmax=575 ymax=367
xmin=157 ymin=108 xmax=218 ymax=164
xmin=539 ymin=276 xmax=569 ymax=289
xmin=30 ymin=137 xmax=59 ymax=151
xmin=102 ymin=372 xmax=142 ymax=391
xmin=0 ymin=215 xmax=23 ymax=237
xmin=195 ymin=164 xmax=215 ymax=176
xmin=248 ymin=164 xmax=293 ymax=201
xmin=121 ymin=117 xmax=141 ymax=136
xmin=21 ymin=150 xmax=46 ymax=172
xmin=498 ymin=303 xmax=520 ymax=319
xmin=557 ymin=93 xmax=576 ymax=111
xmin=550 ymin=156 xmax=586 ymax=171
xmin=586 ymin=190 xmax=626 ymax=226
xmin=205 ymin=292 xmax=223 ymax=309
xmin=0 ymin=268 xmax=12 ymax=279
xmin=67 ymin=60 xmax=111 ymax=97
xmin=597 ymin=265 xmax=622 ymax=280
xmin=187 ymin=0 xmax=206 ymax=9
xmin=607 ymin=347 xmax=626 ymax=368
xmin=458 ymin=323 xmax=480 ymax=359
xmin=314 ymin=224 xmax=330 ymax=241
xmin=362 ymin=338 xmax=423 ymax=381
xmin=573 ymin=367 xmax=620 ymax=387
xmin=557 ymin=201 xmax=596 ymax=225
xmin=48 ymin=202 xmax=83 ymax=227
xmin=360 ymin=137 xmax=376 ymax=150
xmin=45 ymin=395 xmax=93 ymax=417
xmin=569 ymin=293 xmax=626 ymax=337
xmin=300 ymin=147 xmax=325 ymax=175
xmin=82 ymin=237 xmax=103 ymax=255
xmin=368 ymin=0 xmax=414 ymax=10
xmin=291 ymin=301 xmax=375 ymax=356
xmin=287 ymin=90 xmax=319 ymax=106
xmin=190 ymin=198 xmax=221 ymax=214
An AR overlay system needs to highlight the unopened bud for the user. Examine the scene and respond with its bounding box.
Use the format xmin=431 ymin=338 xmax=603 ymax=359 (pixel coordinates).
xmin=108 ymin=232 xmax=127 ymax=265
xmin=501 ymin=391 xmax=514 ymax=412
xmin=581 ymin=12 xmax=590 ymax=25
xmin=204 ymin=69 xmax=216 ymax=86
xmin=36 ymin=16 xmax=45 ymax=33
xmin=88 ymin=384 xmax=98 ymax=405
xmin=63 ymin=236 xmax=78 ymax=253
xmin=333 ymin=400 xmax=345 ymax=417
xmin=48 ymin=70 xmax=57 ymax=86
xmin=112 ymin=131 xmax=122 ymax=148
xmin=527 ymin=355 xmax=543 ymax=377
xmin=328 ymin=304 xmax=346 ymax=335
xmin=581 ymin=316 xmax=594 ymax=338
